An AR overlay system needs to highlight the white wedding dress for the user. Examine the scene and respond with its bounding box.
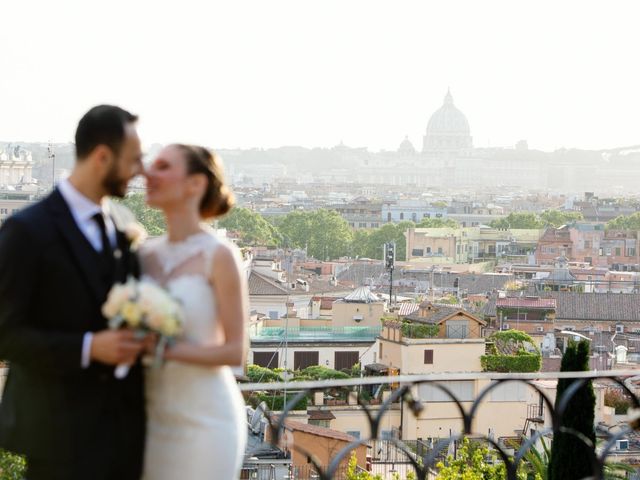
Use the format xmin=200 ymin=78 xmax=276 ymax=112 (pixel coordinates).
xmin=139 ymin=231 xmax=247 ymax=480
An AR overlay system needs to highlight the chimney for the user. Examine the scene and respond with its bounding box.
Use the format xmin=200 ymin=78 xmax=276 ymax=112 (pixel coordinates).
xmin=285 ymin=302 xmax=297 ymax=318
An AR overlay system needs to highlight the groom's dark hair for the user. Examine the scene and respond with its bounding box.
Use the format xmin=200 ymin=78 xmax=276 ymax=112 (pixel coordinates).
xmin=75 ymin=105 xmax=138 ymax=160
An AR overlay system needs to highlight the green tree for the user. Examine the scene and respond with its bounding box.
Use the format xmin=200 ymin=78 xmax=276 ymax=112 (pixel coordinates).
xmin=278 ymin=210 xmax=312 ymax=249
xmin=360 ymin=223 xmax=406 ymax=261
xmin=539 ymin=210 xmax=583 ymax=227
xmin=606 ymin=212 xmax=640 ymax=230
xmin=548 ymin=340 xmax=595 ymax=480
xmin=345 ymin=452 xmax=384 ymax=480
xmin=218 ymin=207 xmax=278 ymax=246
xmin=0 ymin=449 xmax=26 ymax=480
xmin=350 ymin=229 xmax=372 ymax=259
xmin=490 ymin=212 xmax=544 ymax=229
xmin=435 ymin=437 xmax=530 ymax=480
xmin=280 ymin=209 xmax=353 ymax=260
xmin=416 ymin=217 xmax=458 ymax=228
xmin=118 ymin=192 xmax=166 ymax=236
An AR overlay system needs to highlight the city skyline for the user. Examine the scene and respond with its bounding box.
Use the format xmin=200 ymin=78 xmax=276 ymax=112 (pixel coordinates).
xmin=2 ymin=1 xmax=639 ymax=152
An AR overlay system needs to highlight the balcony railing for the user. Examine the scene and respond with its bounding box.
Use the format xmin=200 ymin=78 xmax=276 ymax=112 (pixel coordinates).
xmin=240 ymin=370 xmax=640 ymax=480
xmin=251 ymin=326 xmax=382 ymax=342
xmin=2 ymin=368 xmax=639 ymax=479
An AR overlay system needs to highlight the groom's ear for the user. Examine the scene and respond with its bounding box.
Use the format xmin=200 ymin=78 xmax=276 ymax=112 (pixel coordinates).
xmin=91 ymin=144 xmax=116 ymax=169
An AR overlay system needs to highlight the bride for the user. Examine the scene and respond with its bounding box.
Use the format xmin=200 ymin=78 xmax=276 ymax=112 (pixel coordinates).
xmin=139 ymin=144 xmax=248 ymax=479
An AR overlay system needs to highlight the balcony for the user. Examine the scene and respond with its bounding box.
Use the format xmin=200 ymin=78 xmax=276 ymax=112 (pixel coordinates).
xmin=240 ymin=369 xmax=640 ymax=479
xmin=3 ymin=367 xmax=640 ymax=479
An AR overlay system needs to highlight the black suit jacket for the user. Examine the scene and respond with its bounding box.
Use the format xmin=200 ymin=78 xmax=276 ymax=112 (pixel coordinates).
xmin=0 ymin=189 xmax=145 ymax=480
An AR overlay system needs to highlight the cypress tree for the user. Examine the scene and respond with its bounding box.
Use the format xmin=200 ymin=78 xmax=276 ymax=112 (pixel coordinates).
xmin=548 ymin=339 xmax=596 ymax=479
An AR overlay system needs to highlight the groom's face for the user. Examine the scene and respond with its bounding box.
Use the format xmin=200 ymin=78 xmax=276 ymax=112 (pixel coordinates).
xmin=102 ymin=124 xmax=143 ymax=197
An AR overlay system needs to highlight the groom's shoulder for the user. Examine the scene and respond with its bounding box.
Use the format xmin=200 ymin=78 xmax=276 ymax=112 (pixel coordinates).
xmin=12 ymin=193 xmax=55 ymax=224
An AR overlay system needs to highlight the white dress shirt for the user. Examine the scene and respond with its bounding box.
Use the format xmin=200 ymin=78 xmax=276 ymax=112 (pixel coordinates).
xmin=57 ymin=179 xmax=117 ymax=251
xmin=57 ymin=179 xmax=118 ymax=368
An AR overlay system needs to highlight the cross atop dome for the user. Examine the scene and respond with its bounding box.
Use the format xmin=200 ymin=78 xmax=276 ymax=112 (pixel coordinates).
xmin=444 ymin=87 xmax=453 ymax=105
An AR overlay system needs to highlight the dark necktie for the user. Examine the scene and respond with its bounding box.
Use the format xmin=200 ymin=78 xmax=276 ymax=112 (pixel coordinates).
xmin=92 ymin=212 xmax=114 ymax=267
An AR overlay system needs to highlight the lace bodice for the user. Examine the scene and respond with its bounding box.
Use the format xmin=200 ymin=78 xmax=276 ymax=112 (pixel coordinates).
xmin=139 ymin=229 xmax=222 ymax=345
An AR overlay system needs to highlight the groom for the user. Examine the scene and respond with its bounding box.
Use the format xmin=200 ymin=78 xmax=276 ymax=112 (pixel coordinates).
xmin=0 ymin=105 xmax=146 ymax=480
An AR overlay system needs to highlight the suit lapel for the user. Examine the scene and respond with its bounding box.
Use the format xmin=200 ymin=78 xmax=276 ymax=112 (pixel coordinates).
xmin=46 ymin=189 xmax=106 ymax=303
xmin=114 ymin=228 xmax=135 ymax=282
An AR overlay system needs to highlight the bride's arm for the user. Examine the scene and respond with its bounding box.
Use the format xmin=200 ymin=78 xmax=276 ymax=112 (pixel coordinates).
xmin=164 ymin=244 xmax=247 ymax=367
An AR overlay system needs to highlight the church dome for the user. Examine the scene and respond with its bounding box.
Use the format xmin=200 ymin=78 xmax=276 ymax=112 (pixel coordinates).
xmin=423 ymin=89 xmax=473 ymax=152
xmin=398 ymin=135 xmax=416 ymax=155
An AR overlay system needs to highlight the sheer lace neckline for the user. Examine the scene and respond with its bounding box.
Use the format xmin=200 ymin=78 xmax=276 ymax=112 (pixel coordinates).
xmin=164 ymin=230 xmax=211 ymax=247
xmin=148 ymin=227 xmax=218 ymax=277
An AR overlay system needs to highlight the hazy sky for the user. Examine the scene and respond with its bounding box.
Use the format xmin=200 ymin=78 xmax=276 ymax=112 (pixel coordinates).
xmin=2 ymin=0 xmax=639 ymax=152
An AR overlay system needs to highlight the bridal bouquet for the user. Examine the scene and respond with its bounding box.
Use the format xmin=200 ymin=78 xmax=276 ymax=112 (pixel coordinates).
xmin=102 ymin=277 xmax=185 ymax=378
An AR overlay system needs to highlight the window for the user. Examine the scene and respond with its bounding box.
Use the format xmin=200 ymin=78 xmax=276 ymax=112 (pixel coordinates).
xmin=359 ymin=222 xmax=367 ymax=228
xmin=335 ymin=351 xmax=359 ymax=372
xmin=627 ymin=248 xmax=636 ymax=256
xmin=419 ymin=381 xmax=474 ymax=402
xmin=400 ymin=212 xmax=404 ymax=220
xmin=309 ymin=419 xmax=331 ymax=428
xmin=437 ymin=247 xmax=443 ymax=254
xmin=253 ymin=351 xmax=279 ymax=369
xmin=371 ymin=223 xmax=379 ymax=228
xmin=346 ymin=431 xmax=361 ymax=439
xmin=616 ymin=324 xmax=625 ymax=333
xmin=412 ymin=249 xmax=424 ymax=257
xmin=0 ymin=209 xmax=6 ymax=215
xmin=424 ymin=349 xmax=434 ymax=364
xmin=490 ymin=382 xmax=528 ymax=402
xmin=387 ymin=212 xmax=392 ymax=222
xmin=584 ymin=240 xmax=591 ymax=249
xmin=615 ymin=247 xmax=621 ymax=256
xmin=294 ymin=351 xmax=319 ymax=370
xmin=426 ymin=247 xmax=432 ymax=254
xmin=379 ymin=342 xmax=383 ymax=359
xmin=268 ymin=310 xmax=279 ymax=319
xmin=446 ymin=320 xmax=468 ymax=339
xmin=423 ymin=213 xmax=431 ymax=218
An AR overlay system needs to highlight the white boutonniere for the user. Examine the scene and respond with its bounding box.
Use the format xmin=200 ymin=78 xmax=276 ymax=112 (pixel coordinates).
xmin=125 ymin=222 xmax=148 ymax=250
xmin=104 ymin=199 xmax=148 ymax=251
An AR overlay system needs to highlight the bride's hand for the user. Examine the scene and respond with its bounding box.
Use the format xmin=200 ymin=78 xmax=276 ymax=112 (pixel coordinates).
xmin=163 ymin=341 xmax=190 ymax=361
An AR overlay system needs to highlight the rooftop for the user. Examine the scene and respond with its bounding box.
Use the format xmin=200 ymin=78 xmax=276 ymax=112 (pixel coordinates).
xmin=486 ymin=292 xmax=640 ymax=322
xmin=496 ymin=297 xmax=557 ymax=310
xmin=251 ymin=326 xmax=381 ymax=343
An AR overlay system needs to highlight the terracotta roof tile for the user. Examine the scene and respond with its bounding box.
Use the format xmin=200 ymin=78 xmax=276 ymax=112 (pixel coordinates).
xmin=496 ymin=297 xmax=556 ymax=309
xmin=283 ymin=420 xmax=356 ymax=443
xmin=248 ymin=271 xmax=290 ymax=296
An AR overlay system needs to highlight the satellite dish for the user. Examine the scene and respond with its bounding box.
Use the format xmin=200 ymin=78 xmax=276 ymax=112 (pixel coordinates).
xmin=250 ymin=401 xmax=268 ymax=434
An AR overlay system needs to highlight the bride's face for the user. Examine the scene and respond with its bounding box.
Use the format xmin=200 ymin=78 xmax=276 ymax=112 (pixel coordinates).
xmin=145 ymin=145 xmax=201 ymax=211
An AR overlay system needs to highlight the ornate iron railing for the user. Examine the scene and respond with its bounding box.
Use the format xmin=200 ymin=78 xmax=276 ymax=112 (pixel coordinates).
xmin=241 ymin=370 xmax=640 ymax=480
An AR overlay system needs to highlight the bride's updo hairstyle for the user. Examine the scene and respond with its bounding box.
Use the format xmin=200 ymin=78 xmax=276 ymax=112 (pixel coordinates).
xmin=175 ymin=144 xmax=235 ymax=219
